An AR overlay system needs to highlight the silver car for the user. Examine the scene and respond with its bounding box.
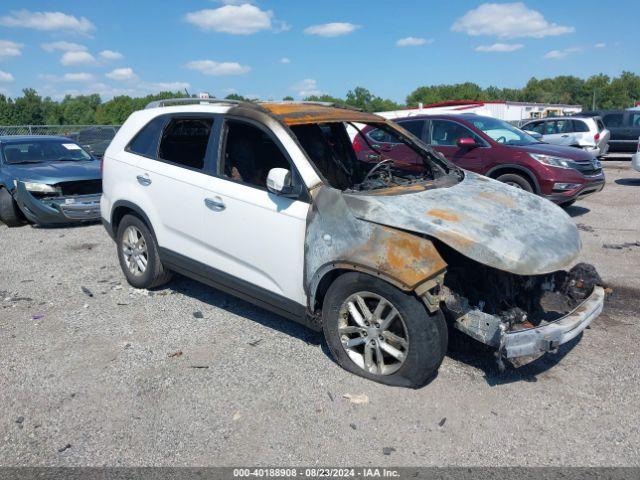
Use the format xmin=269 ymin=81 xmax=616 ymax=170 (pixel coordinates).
xmin=632 ymin=137 xmax=640 ymax=172
xmin=522 ymin=116 xmax=610 ymax=157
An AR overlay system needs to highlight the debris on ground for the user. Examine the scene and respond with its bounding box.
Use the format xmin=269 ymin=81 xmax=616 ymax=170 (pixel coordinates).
xmin=343 ymin=393 xmax=369 ymax=405
xmin=192 ymin=311 xmax=203 ymax=319
xmin=31 ymin=314 xmax=44 ymax=321
xmin=382 ymin=447 xmax=396 ymax=456
xmin=349 ymin=423 xmax=357 ymax=430
xmin=603 ymin=241 xmax=640 ymax=250
xmin=168 ymin=351 xmax=183 ymax=358
xmin=577 ymin=223 xmax=595 ymax=233
xmin=248 ymin=339 xmax=262 ymax=347
xmin=327 ymin=391 xmax=334 ymax=402
xmin=57 ymin=444 xmax=71 ymax=453
xmin=16 ymin=416 xmax=24 ymax=428
xmin=232 ymin=411 xmax=241 ymax=421
xmin=438 ymin=417 xmax=447 ymax=427
xmin=81 ymin=286 xmax=94 ymax=298
xmin=189 ymin=365 xmax=209 ymax=369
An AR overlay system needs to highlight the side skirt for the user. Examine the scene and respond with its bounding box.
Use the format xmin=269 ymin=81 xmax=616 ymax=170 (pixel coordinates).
xmin=158 ymin=248 xmax=320 ymax=331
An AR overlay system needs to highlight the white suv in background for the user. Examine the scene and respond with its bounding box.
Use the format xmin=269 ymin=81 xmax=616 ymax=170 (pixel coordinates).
xmin=522 ymin=116 xmax=610 ymax=157
xmin=100 ymin=98 xmax=604 ymax=387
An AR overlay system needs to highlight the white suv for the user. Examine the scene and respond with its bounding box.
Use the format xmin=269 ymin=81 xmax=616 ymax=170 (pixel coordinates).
xmin=522 ymin=116 xmax=610 ymax=157
xmin=101 ymin=99 xmax=605 ymax=387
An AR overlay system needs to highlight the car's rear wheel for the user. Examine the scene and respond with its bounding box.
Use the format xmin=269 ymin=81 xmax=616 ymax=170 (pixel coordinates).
xmin=116 ymin=214 xmax=172 ymax=289
xmin=0 ymin=188 xmax=25 ymax=227
xmin=322 ymin=272 xmax=447 ymax=388
xmin=495 ymin=173 xmax=534 ymax=192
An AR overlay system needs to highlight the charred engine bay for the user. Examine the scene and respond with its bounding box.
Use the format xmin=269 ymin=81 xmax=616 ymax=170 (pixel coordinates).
xmin=438 ymin=245 xmax=604 ymax=332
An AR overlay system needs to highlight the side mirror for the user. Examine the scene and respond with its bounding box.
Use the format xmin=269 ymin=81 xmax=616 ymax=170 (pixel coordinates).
xmin=267 ymin=167 xmax=295 ymax=196
xmin=457 ymin=137 xmax=479 ymax=148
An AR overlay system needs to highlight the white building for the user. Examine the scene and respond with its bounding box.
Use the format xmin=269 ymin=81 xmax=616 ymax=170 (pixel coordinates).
xmin=378 ymin=100 xmax=583 ymax=123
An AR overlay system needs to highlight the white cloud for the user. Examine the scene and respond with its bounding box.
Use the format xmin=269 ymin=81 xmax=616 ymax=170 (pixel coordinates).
xmin=452 ymin=2 xmax=574 ymax=39
xmin=41 ymin=41 xmax=86 ymax=52
xmin=594 ymin=42 xmax=606 ymax=49
xmin=291 ymin=78 xmax=322 ymax=97
xmin=40 ymin=72 xmax=95 ymax=82
xmin=0 ymin=10 xmax=94 ymax=34
xmin=475 ymin=42 xmax=523 ymax=52
xmin=0 ymin=40 xmax=23 ymax=60
xmin=106 ymin=67 xmax=137 ymax=81
xmin=304 ymin=22 xmax=360 ymax=37
xmin=0 ymin=70 xmax=14 ymax=82
xmin=60 ymin=50 xmax=96 ymax=66
xmin=544 ymin=47 xmax=581 ymax=59
xmin=185 ymin=4 xmax=288 ymax=35
xmin=396 ymin=37 xmax=433 ymax=47
xmin=186 ymin=60 xmax=251 ymax=76
xmin=280 ymin=57 xmax=291 ymax=64
xmin=99 ymin=50 xmax=123 ymax=60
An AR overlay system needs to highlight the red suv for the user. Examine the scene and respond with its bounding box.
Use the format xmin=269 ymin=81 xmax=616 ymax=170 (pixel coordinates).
xmin=353 ymin=114 xmax=605 ymax=206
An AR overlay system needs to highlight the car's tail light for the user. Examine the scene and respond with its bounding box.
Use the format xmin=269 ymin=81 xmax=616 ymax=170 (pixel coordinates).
xmin=353 ymin=135 xmax=363 ymax=152
xmin=594 ymin=132 xmax=600 ymax=142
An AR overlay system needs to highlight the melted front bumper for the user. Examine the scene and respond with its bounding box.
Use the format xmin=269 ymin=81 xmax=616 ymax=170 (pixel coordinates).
xmin=501 ymin=286 xmax=605 ymax=358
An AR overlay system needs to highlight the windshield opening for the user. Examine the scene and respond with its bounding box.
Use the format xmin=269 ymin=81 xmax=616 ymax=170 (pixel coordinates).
xmin=2 ymin=140 xmax=92 ymax=164
xmin=469 ymin=117 xmax=541 ymax=146
xmin=290 ymin=121 xmax=457 ymax=192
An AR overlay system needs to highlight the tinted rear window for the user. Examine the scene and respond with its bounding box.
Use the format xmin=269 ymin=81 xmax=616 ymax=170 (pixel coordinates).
xmin=127 ymin=116 xmax=166 ymax=158
xmin=572 ymin=120 xmax=590 ymax=132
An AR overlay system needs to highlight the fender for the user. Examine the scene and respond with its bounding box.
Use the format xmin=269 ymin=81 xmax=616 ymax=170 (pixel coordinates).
xmin=110 ymin=199 xmax=157 ymax=241
xmin=304 ymin=186 xmax=447 ymax=311
xmin=484 ymin=164 xmax=540 ymax=192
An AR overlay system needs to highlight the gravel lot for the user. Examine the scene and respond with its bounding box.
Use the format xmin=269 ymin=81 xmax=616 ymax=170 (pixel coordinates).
xmin=1 ymin=160 xmax=639 ymax=467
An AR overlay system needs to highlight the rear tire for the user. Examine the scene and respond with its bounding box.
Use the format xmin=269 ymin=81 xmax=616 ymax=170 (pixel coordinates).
xmin=322 ymin=272 xmax=447 ymax=388
xmin=0 ymin=188 xmax=25 ymax=227
xmin=495 ymin=173 xmax=534 ymax=192
xmin=116 ymin=214 xmax=172 ymax=289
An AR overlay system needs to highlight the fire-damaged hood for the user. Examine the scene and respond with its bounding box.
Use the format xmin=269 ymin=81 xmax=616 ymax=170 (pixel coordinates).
xmin=342 ymin=171 xmax=581 ymax=276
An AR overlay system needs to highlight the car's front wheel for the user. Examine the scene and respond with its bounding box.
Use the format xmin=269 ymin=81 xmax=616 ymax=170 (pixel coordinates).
xmin=495 ymin=173 xmax=534 ymax=192
xmin=116 ymin=214 xmax=172 ymax=289
xmin=322 ymin=272 xmax=447 ymax=388
xmin=0 ymin=188 xmax=25 ymax=227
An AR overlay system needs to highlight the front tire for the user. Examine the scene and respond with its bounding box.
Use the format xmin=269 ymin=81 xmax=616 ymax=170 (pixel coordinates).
xmin=322 ymin=272 xmax=447 ymax=388
xmin=116 ymin=214 xmax=172 ymax=289
xmin=0 ymin=188 xmax=25 ymax=227
xmin=495 ymin=173 xmax=534 ymax=192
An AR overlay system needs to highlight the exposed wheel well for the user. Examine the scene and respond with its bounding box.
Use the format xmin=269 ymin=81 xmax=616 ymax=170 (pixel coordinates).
xmin=111 ymin=206 xmax=137 ymax=233
xmin=312 ymin=268 xmax=350 ymax=313
xmin=488 ymin=167 xmax=537 ymax=193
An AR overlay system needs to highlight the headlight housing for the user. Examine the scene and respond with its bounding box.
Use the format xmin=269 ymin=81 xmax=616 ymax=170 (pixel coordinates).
xmin=23 ymin=182 xmax=59 ymax=194
xmin=529 ymin=153 xmax=578 ymax=169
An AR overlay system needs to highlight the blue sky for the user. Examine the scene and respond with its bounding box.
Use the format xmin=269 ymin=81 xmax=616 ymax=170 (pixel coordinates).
xmin=0 ymin=0 xmax=638 ymax=103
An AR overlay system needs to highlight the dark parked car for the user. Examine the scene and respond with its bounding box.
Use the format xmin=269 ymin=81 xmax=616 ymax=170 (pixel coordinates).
xmin=71 ymin=126 xmax=118 ymax=159
xmin=0 ymin=136 xmax=102 ymax=227
xmin=353 ymin=114 xmax=604 ymax=206
xmin=579 ymin=110 xmax=640 ymax=153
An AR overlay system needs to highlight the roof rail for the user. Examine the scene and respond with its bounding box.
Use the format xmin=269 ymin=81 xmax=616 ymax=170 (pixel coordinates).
xmin=258 ymin=100 xmax=364 ymax=112
xmin=145 ymin=97 xmax=249 ymax=109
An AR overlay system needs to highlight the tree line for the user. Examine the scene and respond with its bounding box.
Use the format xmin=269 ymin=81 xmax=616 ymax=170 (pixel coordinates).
xmin=0 ymin=72 xmax=638 ymax=126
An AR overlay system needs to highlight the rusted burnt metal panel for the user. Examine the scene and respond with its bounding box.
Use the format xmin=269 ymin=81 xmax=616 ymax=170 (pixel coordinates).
xmin=262 ymin=103 xmax=382 ymax=126
xmin=305 ymin=186 xmax=446 ymax=308
xmin=343 ymin=171 xmax=581 ymax=276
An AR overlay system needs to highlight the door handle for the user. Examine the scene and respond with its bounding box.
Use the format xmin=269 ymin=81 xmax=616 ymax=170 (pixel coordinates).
xmin=561 ymin=134 xmax=570 ymax=137
xmin=204 ymin=197 xmax=225 ymax=212
xmin=136 ymin=174 xmax=151 ymax=186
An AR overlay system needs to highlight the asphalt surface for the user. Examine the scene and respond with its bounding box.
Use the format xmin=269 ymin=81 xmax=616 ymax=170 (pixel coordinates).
xmin=1 ymin=160 xmax=638 ymax=467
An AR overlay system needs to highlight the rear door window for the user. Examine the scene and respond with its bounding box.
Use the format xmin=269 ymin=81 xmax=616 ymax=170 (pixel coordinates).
xmin=430 ymin=120 xmax=483 ymax=146
xmin=158 ymin=117 xmax=214 ymax=170
xmin=555 ymin=120 xmax=573 ymax=133
xmin=397 ymin=120 xmax=426 ymax=140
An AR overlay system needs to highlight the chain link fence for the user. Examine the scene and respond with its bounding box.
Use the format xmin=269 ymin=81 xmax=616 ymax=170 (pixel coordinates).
xmin=0 ymin=125 xmax=120 ymax=158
